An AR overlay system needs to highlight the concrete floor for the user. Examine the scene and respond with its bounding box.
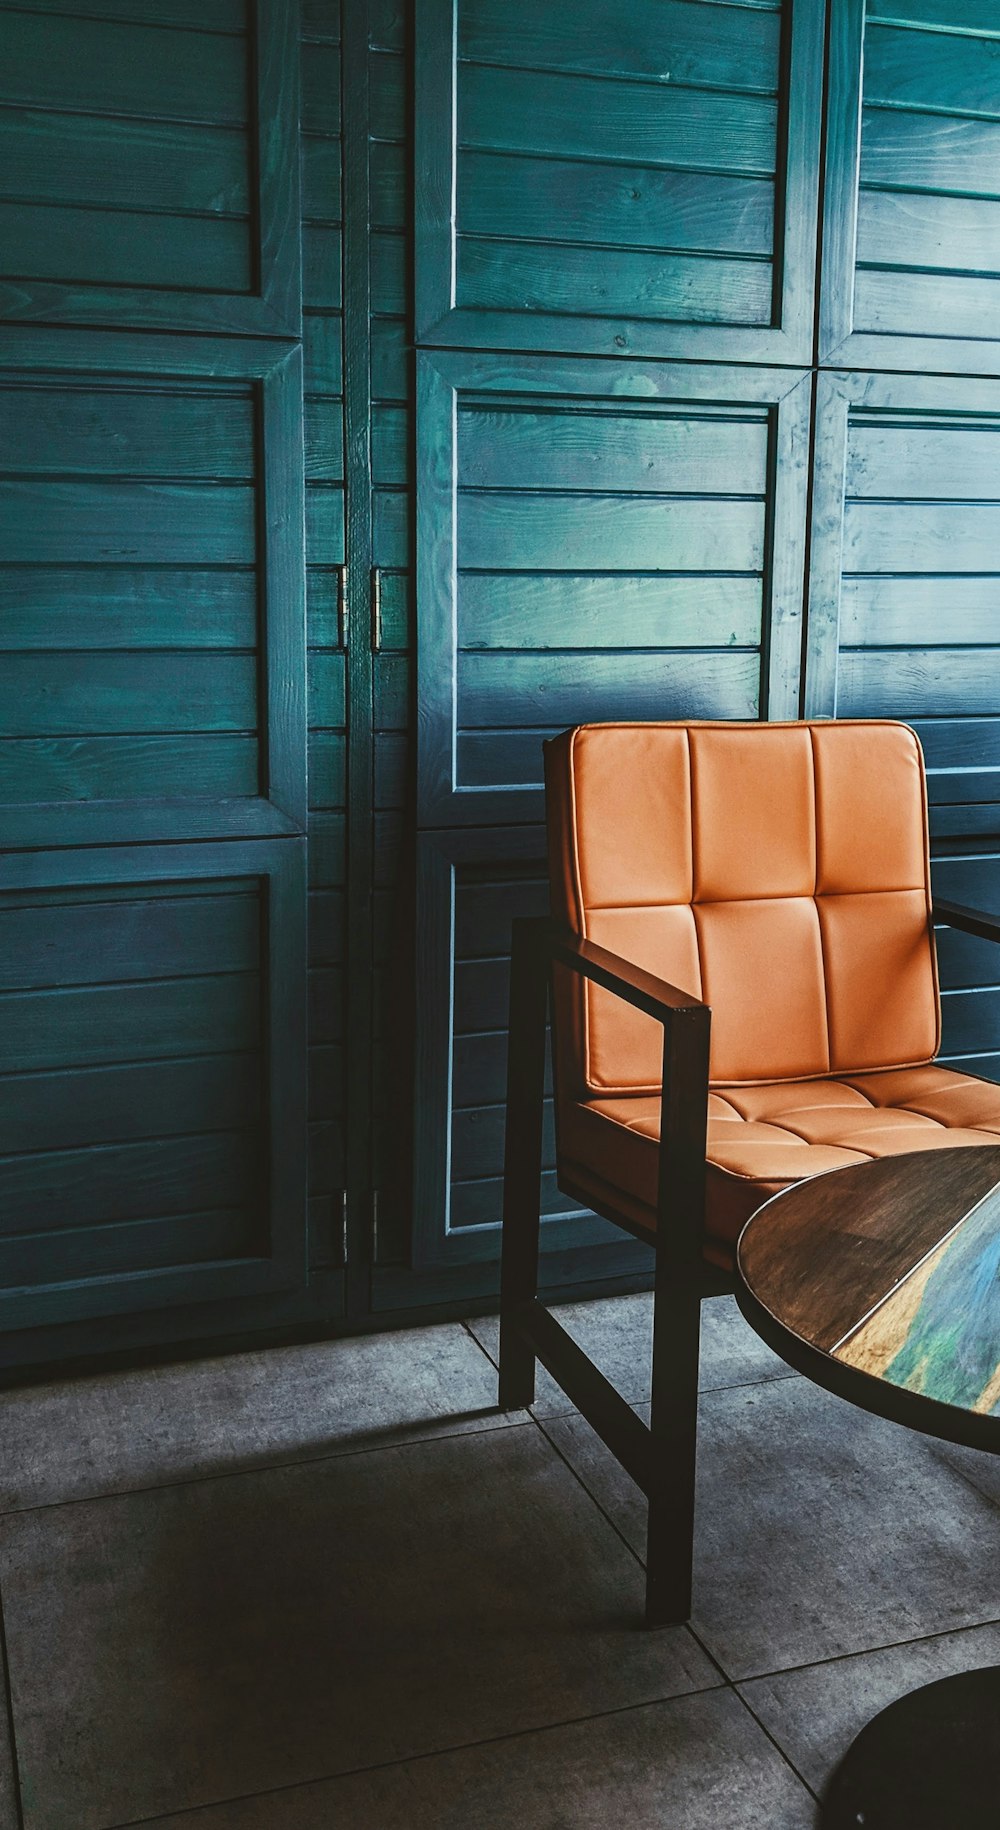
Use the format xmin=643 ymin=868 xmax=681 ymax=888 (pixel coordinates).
xmin=0 ymin=1292 xmax=997 ymax=1828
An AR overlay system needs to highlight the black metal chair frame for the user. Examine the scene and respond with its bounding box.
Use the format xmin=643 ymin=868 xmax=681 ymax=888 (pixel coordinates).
xmin=498 ymin=914 xmax=713 ymax=1627
xmin=498 ymin=898 xmax=997 ymax=1629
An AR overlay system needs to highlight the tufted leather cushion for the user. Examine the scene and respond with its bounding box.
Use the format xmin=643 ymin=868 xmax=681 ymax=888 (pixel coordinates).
xmin=545 ymin=720 xmax=939 ymax=1092
xmin=558 ymin=1066 xmax=1000 ymax=1267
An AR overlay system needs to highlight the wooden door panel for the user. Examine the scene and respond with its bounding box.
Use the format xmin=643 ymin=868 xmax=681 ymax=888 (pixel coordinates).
xmin=416 ymin=0 xmax=823 ymax=361
xmin=822 ymin=0 xmax=1000 ymax=371
xmin=806 ymin=371 xmax=1000 ymax=817
xmin=0 ymin=333 xmax=306 ymax=850
xmin=417 ymin=352 xmax=811 ymax=827
xmin=0 ymin=840 xmax=306 ymax=1341
xmin=407 ymin=826 xmax=650 ymax=1282
xmin=807 ymin=370 xmax=1000 ymax=1093
xmin=0 ymin=0 xmax=300 ymax=335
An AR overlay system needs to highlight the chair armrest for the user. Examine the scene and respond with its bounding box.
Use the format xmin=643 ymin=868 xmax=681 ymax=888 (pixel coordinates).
xmin=933 ymin=898 xmax=1000 ymax=945
xmin=529 ymin=918 xmax=709 ymax=1027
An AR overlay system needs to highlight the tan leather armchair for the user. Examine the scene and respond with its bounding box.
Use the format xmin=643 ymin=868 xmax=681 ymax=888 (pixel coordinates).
xmin=499 ymin=720 xmax=1000 ymax=1624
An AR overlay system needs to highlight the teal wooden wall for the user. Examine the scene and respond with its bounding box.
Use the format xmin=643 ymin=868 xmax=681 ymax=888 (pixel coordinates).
xmin=393 ymin=0 xmax=1000 ymax=1311
xmin=0 ymin=0 xmax=344 ymax=1369
xmin=3 ymin=0 xmax=1000 ymax=1360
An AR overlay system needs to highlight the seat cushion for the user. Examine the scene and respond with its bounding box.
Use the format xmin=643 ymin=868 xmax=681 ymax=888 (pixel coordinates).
xmin=558 ymin=1065 xmax=1000 ymax=1269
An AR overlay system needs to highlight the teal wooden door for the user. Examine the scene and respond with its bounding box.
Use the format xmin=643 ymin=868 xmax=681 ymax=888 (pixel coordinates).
xmin=402 ymin=0 xmax=817 ymax=1302
xmin=0 ymin=0 xmax=342 ymax=1364
xmin=821 ymin=0 xmax=1000 ymax=371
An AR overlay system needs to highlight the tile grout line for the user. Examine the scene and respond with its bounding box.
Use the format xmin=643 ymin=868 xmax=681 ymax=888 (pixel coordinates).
xmin=733 ymin=1611 xmax=1000 ymax=1688
xmin=729 ymin=1684 xmax=822 ymax=1808
xmin=0 ymin=1561 xmax=26 ymax=1830
xmin=0 ymin=1415 xmax=538 ymax=1522
xmin=100 ymin=1682 xmax=744 ymax=1830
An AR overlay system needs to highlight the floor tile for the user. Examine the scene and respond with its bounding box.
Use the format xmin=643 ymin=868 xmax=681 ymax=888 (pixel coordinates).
xmin=740 ymin=1621 xmax=1000 ymax=1798
xmin=544 ymin=1375 xmax=1000 ymax=1680
xmin=0 ymin=1423 xmax=717 ymax=1830
xmin=0 ymin=1324 xmax=521 ymax=1513
xmin=468 ymin=1291 xmax=792 ymax=1419
xmin=140 ymin=1690 xmax=817 ymax=1830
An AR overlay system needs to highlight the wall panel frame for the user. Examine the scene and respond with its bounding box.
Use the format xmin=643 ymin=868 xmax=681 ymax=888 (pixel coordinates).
xmin=405 ymin=823 xmax=653 ymax=1283
xmin=0 ymin=0 xmax=302 ymax=337
xmin=805 ymin=368 xmax=1000 ymax=832
xmin=0 ymin=328 xmax=308 ymax=852
xmin=0 ymin=835 xmax=307 ymax=1338
xmin=820 ymin=0 xmax=1000 ymax=373
xmin=416 ymin=351 xmax=812 ymax=829
xmin=415 ymin=0 xmax=824 ymax=363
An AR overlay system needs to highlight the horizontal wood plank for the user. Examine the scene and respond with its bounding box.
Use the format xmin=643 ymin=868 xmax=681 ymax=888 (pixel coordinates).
xmin=450 ymin=1168 xmax=576 ymax=1229
xmin=0 ymin=890 xmax=258 ymax=991
xmin=846 ymin=422 xmax=1000 ymax=499
xmin=857 ymin=186 xmax=1000 ymax=277
xmin=457 ymin=405 xmax=769 ymax=495
xmin=459 ymin=62 xmax=778 ymax=175
xmin=4 ymin=0 xmax=244 ymax=28
xmin=459 ymin=152 xmax=774 ymax=258
xmin=0 ymin=654 xmax=257 ymax=737
xmin=0 ymin=386 xmax=254 ymax=480
xmin=457 ymin=650 xmax=761 ymax=729
xmin=0 ymin=481 xmax=255 ymax=564
xmin=0 ymin=972 xmax=261 ymax=1073
xmin=458 ymin=0 xmax=780 ymax=94
xmin=452 ymin=1099 xmax=557 ymax=1181
xmin=0 ymin=198 xmax=250 ymax=293
xmin=841 ymin=576 xmax=1000 ymax=646
xmin=457 ymin=491 xmax=765 ymax=571
xmin=3 ymin=10 xmax=248 ymax=124
xmin=0 ymin=1206 xmax=256 ymax=1289
xmin=852 ymin=264 xmax=1000 ymax=337
xmin=0 ymin=1130 xmax=258 ymax=1236
xmin=0 ymin=1053 xmax=261 ymax=1157
xmin=864 ymin=21 xmax=1000 ymax=118
xmin=0 ymin=734 xmax=258 ymax=802
xmin=0 ymin=109 xmax=248 ymax=216
xmin=456 ymin=235 xmax=775 ymax=325
xmin=457 ymin=571 xmax=763 ymax=650
xmin=868 ymin=2 xmax=1000 ymax=31
xmin=455 ymin=877 xmax=548 ymax=960
xmin=0 ymin=568 xmax=257 ymax=649
xmin=456 ymin=729 xmax=565 ymax=788
xmin=940 ymin=985 xmax=1000 ymax=1055
xmin=862 ymin=104 xmax=1000 ymax=198
xmin=838 ymin=649 xmax=1000 ymax=716
xmin=843 ymin=500 xmax=1000 ymax=571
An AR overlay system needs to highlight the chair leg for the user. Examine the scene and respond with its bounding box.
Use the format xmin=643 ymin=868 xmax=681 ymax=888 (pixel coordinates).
xmin=644 ymin=1257 xmax=702 ymax=1626
xmin=643 ymin=1006 xmax=710 ymax=1627
xmin=498 ymin=920 xmax=548 ymax=1411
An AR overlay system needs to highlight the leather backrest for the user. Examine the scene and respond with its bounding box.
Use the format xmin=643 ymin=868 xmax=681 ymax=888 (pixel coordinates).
xmin=545 ymin=721 xmax=940 ymax=1093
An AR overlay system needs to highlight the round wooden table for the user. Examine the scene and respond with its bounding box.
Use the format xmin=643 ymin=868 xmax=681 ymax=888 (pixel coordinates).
xmin=734 ymin=1147 xmax=1000 ymax=1829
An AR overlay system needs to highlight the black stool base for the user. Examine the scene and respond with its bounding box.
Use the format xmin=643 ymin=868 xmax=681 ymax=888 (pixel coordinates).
xmin=822 ymin=1666 xmax=1000 ymax=1828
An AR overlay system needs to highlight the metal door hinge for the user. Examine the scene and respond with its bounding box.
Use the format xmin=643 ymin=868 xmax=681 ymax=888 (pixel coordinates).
xmin=339 ymin=1188 xmax=349 ymax=1266
xmin=371 ymin=1188 xmax=381 ymax=1264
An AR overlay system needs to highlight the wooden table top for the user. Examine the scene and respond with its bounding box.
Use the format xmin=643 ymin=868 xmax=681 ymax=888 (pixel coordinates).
xmin=736 ymin=1148 xmax=1000 ymax=1448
